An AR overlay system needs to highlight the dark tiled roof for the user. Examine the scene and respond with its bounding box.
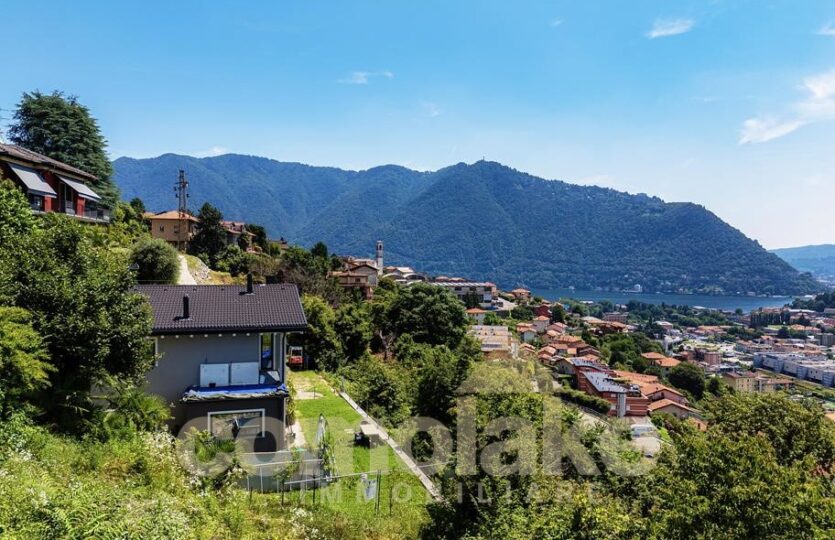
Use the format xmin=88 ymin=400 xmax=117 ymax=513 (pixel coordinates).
xmin=0 ymin=143 xmax=97 ymax=181
xmin=136 ymin=284 xmax=307 ymax=335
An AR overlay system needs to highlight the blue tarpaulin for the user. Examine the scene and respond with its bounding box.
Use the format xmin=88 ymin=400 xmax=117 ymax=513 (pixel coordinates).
xmin=181 ymin=383 xmax=288 ymax=402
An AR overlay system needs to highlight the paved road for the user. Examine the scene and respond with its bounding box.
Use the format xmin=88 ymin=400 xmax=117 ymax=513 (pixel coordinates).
xmin=177 ymin=255 xmax=197 ymax=285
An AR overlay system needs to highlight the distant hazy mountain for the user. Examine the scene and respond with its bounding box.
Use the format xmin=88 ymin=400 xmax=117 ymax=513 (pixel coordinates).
xmin=772 ymin=244 xmax=835 ymax=281
xmin=114 ymin=154 xmax=819 ymax=295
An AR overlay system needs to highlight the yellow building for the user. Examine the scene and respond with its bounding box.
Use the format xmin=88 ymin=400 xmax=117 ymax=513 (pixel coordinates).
xmin=722 ymin=371 xmax=758 ymax=393
xmin=146 ymin=210 xmax=198 ymax=250
xmin=721 ymin=371 xmax=793 ymax=393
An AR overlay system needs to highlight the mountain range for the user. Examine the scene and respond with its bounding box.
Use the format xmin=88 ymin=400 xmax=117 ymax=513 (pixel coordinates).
xmin=113 ymin=154 xmax=820 ymax=295
xmin=772 ymin=245 xmax=835 ymax=283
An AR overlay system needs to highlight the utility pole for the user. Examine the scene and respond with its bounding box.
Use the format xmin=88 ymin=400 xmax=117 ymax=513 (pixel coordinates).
xmin=174 ymin=170 xmax=190 ymax=250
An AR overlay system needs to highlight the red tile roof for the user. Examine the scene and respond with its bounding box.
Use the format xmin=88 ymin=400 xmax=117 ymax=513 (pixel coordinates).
xmin=648 ymin=399 xmax=698 ymax=414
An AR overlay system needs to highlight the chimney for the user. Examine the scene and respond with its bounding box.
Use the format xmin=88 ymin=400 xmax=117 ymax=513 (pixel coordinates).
xmin=246 ymin=272 xmax=254 ymax=294
xmin=182 ymin=295 xmax=190 ymax=320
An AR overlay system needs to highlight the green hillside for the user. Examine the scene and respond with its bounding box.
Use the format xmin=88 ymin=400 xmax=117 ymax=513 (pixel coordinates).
xmin=114 ymin=155 xmax=819 ymax=295
xmin=772 ymin=244 xmax=835 ymax=281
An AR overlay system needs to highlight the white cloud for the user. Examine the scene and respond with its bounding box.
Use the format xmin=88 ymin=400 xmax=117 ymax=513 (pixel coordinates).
xmin=739 ymin=118 xmax=805 ymax=144
xmin=338 ymin=70 xmax=394 ymax=84
xmin=421 ymin=101 xmax=441 ymax=118
xmin=739 ymin=69 xmax=835 ymax=144
xmin=550 ymin=18 xmax=563 ymax=28
xmin=194 ymin=146 xmax=228 ymax=157
xmin=646 ymin=18 xmax=694 ymax=39
xmin=817 ymin=22 xmax=835 ymax=36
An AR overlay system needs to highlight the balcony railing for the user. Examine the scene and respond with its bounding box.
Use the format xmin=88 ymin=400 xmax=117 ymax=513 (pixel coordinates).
xmin=26 ymin=200 xmax=111 ymax=223
xmin=83 ymin=207 xmax=111 ymax=223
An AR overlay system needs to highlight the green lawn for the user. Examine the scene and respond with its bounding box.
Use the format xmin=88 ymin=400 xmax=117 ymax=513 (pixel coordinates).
xmin=281 ymin=370 xmax=430 ymax=536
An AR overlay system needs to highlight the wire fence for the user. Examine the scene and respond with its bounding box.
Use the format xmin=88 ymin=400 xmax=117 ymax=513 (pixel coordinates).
xmin=246 ymin=468 xmax=432 ymax=516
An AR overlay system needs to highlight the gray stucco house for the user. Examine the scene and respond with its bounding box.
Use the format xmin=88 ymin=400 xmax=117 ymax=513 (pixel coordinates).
xmin=137 ymin=280 xmax=307 ymax=452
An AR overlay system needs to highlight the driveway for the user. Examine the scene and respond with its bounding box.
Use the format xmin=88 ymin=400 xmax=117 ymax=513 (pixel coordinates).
xmin=177 ymin=254 xmax=197 ymax=285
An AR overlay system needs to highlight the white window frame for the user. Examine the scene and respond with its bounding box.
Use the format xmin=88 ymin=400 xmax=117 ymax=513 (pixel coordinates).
xmin=207 ymin=408 xmax=266 ymax=439
xmin=259 ymin=332 xmax=275 ymax=369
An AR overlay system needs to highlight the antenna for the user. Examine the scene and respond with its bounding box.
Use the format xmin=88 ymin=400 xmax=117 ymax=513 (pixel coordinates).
xmin=174 ymin=170 xmax=190 ymax=250
xmin=176 ymin=169 xmax=189 ymax=215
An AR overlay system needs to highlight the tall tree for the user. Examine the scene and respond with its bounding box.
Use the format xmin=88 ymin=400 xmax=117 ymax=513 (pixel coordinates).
xmin=668 ymin=362 xmax=706 ymax=400
xmin=128 ymin=197 xmax=146 ymax=215
xmin=245 ymin=223 xmax=268 ymax=250
xmin=188 ymin=202 xmax=226 ymax=266
xmin=333 ymin=303 xmax=372 ymax=362
xmin=8 ymin=91 xmax=119 ymax=207
xmin=550 ymin=303 xmax=566 ymax=323
xmin=0 ymin=191 xmax=154 ymax=428
xmin=385 ymin=283 xmax=468 ymax=348
xmin=299 ymin=294 xmax=343 ymax=371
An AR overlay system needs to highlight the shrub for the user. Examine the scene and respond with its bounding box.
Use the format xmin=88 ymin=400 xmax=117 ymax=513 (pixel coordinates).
xmin=555 ymin=387 xmax=612 ymax=414
xmin=90 ymin=377 xmax=171 ymax=440
xmin=130 ymin=237 xmax=180 ymax=284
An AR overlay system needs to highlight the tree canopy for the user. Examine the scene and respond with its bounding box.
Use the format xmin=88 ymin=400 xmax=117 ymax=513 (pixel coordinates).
xmin=8 ymin=91 xmax=119 ymax=207
xmin=0 ymin=183 xmax=153 ymax=427
xmin=188 ymin=202 xmax=226 ymax=265
xmin=0 ymin=306 xmax=52 ymax=412
xmin=385 ymin=282 xmax=468 ymax=348
xmin=668 ymin=362 xmax=706 ymax=400
xmin=130 ymin=237 xmax=180 ymax=284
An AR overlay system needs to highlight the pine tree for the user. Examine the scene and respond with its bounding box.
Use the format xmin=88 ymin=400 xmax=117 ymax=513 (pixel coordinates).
xmin=188 ymin=202 xmax=226 ymax=266
xmin=8 ymin=91 xmax=119 ymax=207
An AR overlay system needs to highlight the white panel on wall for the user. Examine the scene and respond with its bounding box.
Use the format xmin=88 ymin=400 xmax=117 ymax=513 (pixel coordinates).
xmin=200 ymin=363 xmax=229 ymax=387
xmin=230 ymin=362 xmax=259 ymax=385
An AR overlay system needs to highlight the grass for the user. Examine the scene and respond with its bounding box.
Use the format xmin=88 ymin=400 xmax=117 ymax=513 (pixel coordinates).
xmin=284 ymin=370 xmax=430 ymax=536
xmin=0 ymin=414 xmax=429 ymax=539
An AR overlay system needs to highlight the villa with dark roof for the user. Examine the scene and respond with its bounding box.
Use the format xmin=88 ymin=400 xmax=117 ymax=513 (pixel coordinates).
xmin=0 ymin=143 xmax=110 ymax=223
xmin=137 ymin=280 xmax=307 ymax=452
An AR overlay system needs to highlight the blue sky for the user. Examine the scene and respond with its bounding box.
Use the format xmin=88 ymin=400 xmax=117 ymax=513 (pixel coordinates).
xmin=2 ymin=1 xmax=835 ymax=248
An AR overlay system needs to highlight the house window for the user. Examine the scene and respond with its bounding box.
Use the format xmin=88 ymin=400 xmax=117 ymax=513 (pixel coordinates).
xmin=27 ymin=194 xmax=44 ymax=211
xmin=208 ymin=409 xmax=265 ymax=439
xmin=159 ymin=225 xmax=165 ymax=232
xmin=260 ymin=333 xmax=274 ymax=369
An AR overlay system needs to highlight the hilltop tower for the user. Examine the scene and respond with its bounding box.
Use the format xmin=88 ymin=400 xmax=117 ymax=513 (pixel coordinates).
xmin=376 ymin=240 xmax=384 ymax=276
xmin=174 ymin=169 xmax=190 ymax=250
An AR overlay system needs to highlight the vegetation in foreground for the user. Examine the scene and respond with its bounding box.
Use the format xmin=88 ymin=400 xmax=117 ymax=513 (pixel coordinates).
xmin=1 ymin=90 xmax=834 ymax=539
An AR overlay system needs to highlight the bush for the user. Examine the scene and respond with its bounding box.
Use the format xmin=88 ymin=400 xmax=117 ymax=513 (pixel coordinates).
xmin=130 ymin=237 xmax=179 ymax=284
xmin=347 ymin=354 xmax=412 ymax=426
xmin=555 ymin=386 xmax=612 ymax=414
xmin=90 ymin=377 xmax=171 ymax=440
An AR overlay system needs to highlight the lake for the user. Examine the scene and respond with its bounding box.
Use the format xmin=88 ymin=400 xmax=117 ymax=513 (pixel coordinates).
xmin=529 ymin=288 xmax=794 ymax=313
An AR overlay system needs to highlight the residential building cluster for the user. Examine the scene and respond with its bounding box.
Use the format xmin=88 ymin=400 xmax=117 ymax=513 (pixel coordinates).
xmin=145 ymin=210 xmax=260 ymax=252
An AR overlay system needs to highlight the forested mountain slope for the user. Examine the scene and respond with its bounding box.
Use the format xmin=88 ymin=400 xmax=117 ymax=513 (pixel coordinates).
xmin=115 ymin=155 xmax=818 ymax=295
